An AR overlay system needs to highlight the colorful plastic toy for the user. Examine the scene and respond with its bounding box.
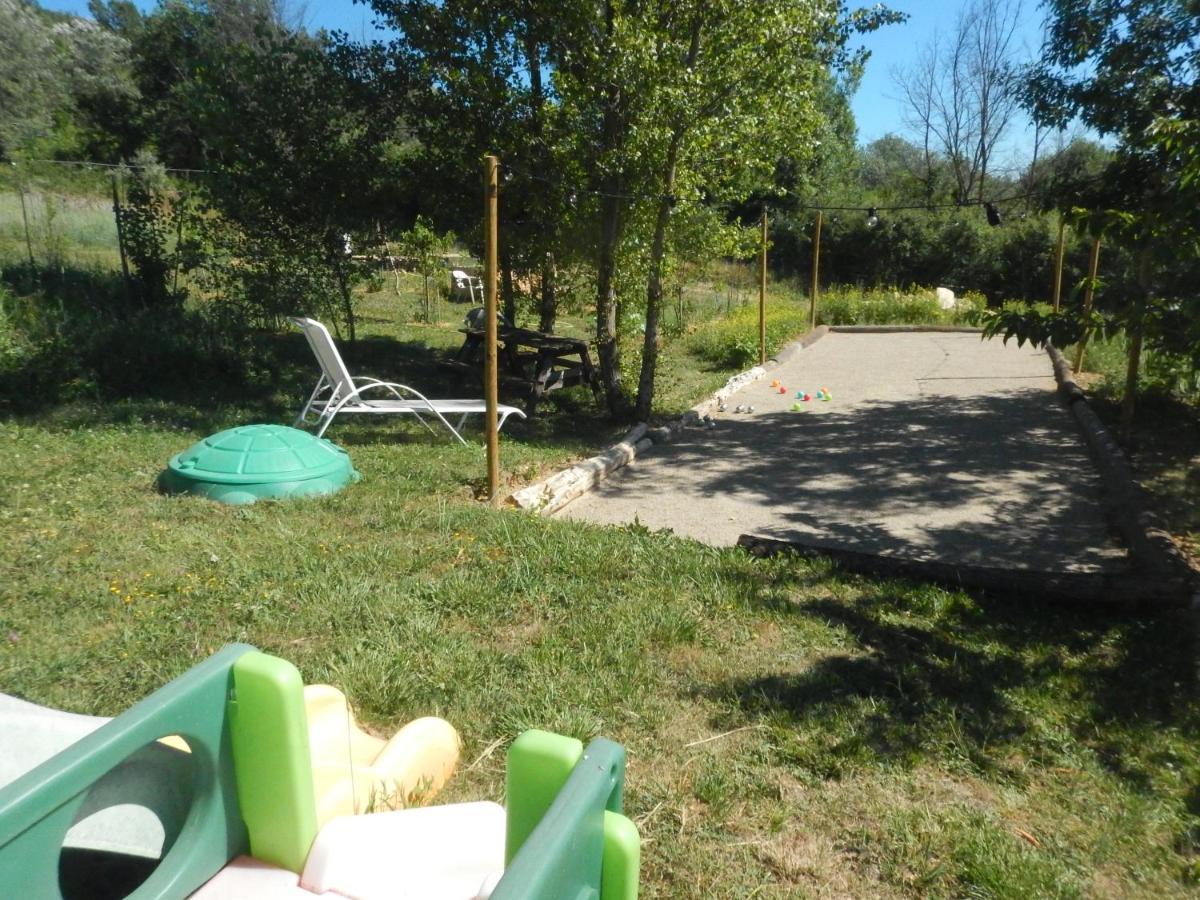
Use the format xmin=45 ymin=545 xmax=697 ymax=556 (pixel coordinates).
xmin=0 ymin=645 xmax=640 ymax=899
xmin=777 ymin=387 xmax=787 ymax=394
xmin=790 ymin=403 xmax=803 ymax=412
xmin=303 ymin=685 xmax=460 ymax=824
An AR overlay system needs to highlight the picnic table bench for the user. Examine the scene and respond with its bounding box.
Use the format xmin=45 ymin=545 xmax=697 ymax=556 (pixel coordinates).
xmin=443 ymin=325 xmax=602 ymax=414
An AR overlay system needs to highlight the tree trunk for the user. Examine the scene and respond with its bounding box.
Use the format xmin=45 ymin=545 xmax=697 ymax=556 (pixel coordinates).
xmin=539 ymin=252 xmax=557 ymax=333
xmin=1119 ymin=249 xmax=1153 ymax=439
xmin=596 ymin=191 xmax=626 ymax=417
xmin=501 ymin=255 xmax=516 ymax=326
xmin=634 ymin=23 xmax=699 ymax=423
xmin=635 ymin=141 xmax=684 ymax=422
xmin=331 ymin=253 xmax=356 ymax=342
xmin=594 ymin=0 xmax=630 ymax=419
xmin=1120 ymin=326 xmax=1143 ymax=441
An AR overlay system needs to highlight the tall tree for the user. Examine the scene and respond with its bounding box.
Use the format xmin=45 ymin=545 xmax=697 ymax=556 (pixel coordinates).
xmin=620 ymin=1 xmax=900 ymax=420
xmin=984 ymin=0 xmax=1200 ymax=434
xmin=368 ymin=0 xmax=584 ymax=330
xmin=893 ymin=0 xmax=1024 ymax=204
xmin=552 ymin=0 xmax=901 ymax=419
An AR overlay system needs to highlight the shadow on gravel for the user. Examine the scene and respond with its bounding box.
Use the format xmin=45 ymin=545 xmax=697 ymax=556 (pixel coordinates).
xmin=589 ymin=389 xmax=1126 ymax=571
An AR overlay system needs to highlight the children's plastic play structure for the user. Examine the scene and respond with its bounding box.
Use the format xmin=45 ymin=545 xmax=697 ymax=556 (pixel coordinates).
xmin=158 ymin=425 xmax=361 ymax=506
xmin=0 ymin=644 xmax=640 ymax=899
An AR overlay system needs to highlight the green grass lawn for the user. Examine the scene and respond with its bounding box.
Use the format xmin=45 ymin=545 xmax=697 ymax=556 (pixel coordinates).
xmin=3 ymin=285 xmax=1200 ymax=896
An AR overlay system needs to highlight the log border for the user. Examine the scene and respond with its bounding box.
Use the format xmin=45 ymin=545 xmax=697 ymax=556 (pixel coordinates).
xmin=1044 ymin=343 xmax=1197 ymax=588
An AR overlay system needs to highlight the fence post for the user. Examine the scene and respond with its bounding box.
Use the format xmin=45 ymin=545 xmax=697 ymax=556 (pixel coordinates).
xmin=1051 ymin=215 xmax=1066 ymax=313
xmin=111 ymin=174 xmax=134 ymax=305
xmin=15 ymin=170 xmax=36 ymax=271
xmin=758 ymin=208 xmax=767 ymax=365
xmin=809 ymin=210 xmax=823 ymax=331
xmin=1073 ymin=235 xmax=1102 ymax=373
xmin=483 ymin=155 xmax=501 ymax=506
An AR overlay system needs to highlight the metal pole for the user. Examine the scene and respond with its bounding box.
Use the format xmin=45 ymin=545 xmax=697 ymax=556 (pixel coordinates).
xmin=1073 ymin=235 xmax=1102 ymax=373
xmin=809 ymin=210 xmax=823 ymax=330
xmin=758 ymin=207 xmax=767 ymax=365
xmin=1052 ymin=216 xmax=1066 ymax=313
xmin=483 ymin=155 xmax=501 ymax=506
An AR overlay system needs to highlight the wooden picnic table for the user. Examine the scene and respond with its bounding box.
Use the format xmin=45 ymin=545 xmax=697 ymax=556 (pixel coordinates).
xmin=443 ymin=325 xmax=601 ymax=414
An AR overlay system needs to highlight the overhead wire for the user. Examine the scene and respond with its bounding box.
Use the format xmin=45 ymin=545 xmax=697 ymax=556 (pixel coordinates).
xmin=21 ymin=156 xmax=1101 ymax=219
xmin=19 ymin=157 xmax=214 ymax=175
xmin=500 ymin=161 xmax=1077 ymax=217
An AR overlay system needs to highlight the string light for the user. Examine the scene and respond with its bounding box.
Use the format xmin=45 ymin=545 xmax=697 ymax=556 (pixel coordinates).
xmin=22 ymin=157 xmax=1087 ymax=225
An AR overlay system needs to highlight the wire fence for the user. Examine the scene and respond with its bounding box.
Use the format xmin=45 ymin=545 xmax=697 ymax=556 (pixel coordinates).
xmin=0 ymin=169 xmax=122 ymax=274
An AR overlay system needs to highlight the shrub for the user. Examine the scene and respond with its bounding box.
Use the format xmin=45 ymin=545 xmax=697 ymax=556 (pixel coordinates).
xmin=684 ymin=300 xmax=810 ymax=369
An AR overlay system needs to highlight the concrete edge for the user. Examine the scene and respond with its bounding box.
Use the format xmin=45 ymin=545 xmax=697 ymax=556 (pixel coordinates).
xmin=736 ymin=533 xmax=1193 ymax=610
xmin=1045 ymin=343 xmax=1199 ymax=596
xmin=829 ymin=325 xmax=983 ymax=334
xmin=509 ymin=326 xmax=831 ymax=516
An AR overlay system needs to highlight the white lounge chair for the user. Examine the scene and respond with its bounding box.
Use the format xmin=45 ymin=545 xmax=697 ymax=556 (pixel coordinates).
xmin=289 ymin=317 xmax=525 ymax=445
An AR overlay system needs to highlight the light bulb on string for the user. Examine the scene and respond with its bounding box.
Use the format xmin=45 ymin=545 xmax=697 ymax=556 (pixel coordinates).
xmin=984 ymin=202 xmax=1002 ymax=227
xmin=866 ymin=207 xmax=879 ymax=228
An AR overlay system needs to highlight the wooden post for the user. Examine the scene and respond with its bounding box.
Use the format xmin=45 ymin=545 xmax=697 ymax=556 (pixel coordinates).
xmin=1073 ymin=235 xmax=1102 ymax=374
xmin=808 ymin=210 xmax=823 ymax=330
xmin=111 ymin=174 xmax=133 ymax=305
xmin=758 ymin=208 xmax=767 ymax=365
xmin=1052 ymin=215 xmax=1066 ymax=313
xmin=16 ymin=180 xmax=35 ymax=270
xmin=483 ymin=155 xmax=501 ymax=506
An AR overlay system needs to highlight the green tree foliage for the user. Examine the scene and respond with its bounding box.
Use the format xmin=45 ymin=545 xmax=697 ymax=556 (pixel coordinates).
xmin=397 ymin=216 xmax=456 ymax=323
xmin=87 ymin=1 xmax=401 ymax=340
xmin=0 ymin=0 xmax=137 ymax=160
xmin=983 ymin=0 xmax=1200 ymax=432
xmin=115 ymin=158 xmax=182 ymax=309
xmin=90 ymin=0 xmax=292 ymax=168
xmin=369 ymin=0 xmax=585 ymax=329
xmin=371 ymin=0 xmax=902 ymax=419
xmin=609 ymin=0 xmax=902 ymax=419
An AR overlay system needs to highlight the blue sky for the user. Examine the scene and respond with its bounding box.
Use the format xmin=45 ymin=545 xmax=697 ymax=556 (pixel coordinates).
xmin=42 ymin=0 xmax=1049 ymax=159
xmin=848 ymin=0 xmax=1049 ymax=160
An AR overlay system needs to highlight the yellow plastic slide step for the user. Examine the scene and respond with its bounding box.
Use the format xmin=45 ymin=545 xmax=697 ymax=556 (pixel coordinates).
xmin=303 ymin=685 xmax=460 ymax=825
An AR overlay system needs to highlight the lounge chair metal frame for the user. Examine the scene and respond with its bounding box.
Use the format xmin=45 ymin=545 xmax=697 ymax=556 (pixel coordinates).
xmin=289 ymin=317 xmax=524 ymax=446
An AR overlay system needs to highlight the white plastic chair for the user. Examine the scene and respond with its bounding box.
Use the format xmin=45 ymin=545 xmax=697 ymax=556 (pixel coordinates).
xmin=450 ymin=269 xmax=483 ymax=304
xmin=289 ymin=317 xmax=525 ymax=445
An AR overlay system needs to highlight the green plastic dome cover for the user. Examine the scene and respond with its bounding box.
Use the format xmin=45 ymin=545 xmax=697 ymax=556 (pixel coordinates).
xmin=159 ymin=424 xmax=360 ymax=505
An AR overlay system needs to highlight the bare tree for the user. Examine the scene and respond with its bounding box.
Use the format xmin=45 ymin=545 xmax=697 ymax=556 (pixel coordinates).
xmin=893 ymin=0 xmax=1024 ymax=204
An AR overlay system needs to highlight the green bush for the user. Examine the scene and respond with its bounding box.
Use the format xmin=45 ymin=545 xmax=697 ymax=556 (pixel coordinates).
xmin=684 ymin=299 xmax=811 ymax=369
xmin=816 ymin=286 xmax=983 ymax=326
xmin=770 ymin=208 xmax=1100 ymax=305
xmin=683 ymin=286 xmax=984 ymax=371
xmin=0 ymin=265 xmax=255 ymax=412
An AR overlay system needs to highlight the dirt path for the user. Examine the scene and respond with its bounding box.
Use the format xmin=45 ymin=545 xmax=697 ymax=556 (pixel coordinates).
xmin=559 ymin=331 xmax=1129 ymax=573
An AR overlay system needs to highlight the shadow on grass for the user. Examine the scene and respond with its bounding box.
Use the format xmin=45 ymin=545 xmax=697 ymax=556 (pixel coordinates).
xmin=713 ymin=566 xmax=1200 ymax=791
xmin=584 ymin=387 xmax=1128 ymax=571
xmin=5 ymin=324 xmax=618 ymax=449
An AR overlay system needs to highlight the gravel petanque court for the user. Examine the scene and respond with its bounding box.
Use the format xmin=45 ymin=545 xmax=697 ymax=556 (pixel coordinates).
xmin=559 ymin=331 xmax=1130 ymax=574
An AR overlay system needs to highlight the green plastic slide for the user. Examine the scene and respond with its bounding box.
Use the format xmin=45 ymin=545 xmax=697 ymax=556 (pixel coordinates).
xmin=0 ymin=646 xmax=641 ymax=899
